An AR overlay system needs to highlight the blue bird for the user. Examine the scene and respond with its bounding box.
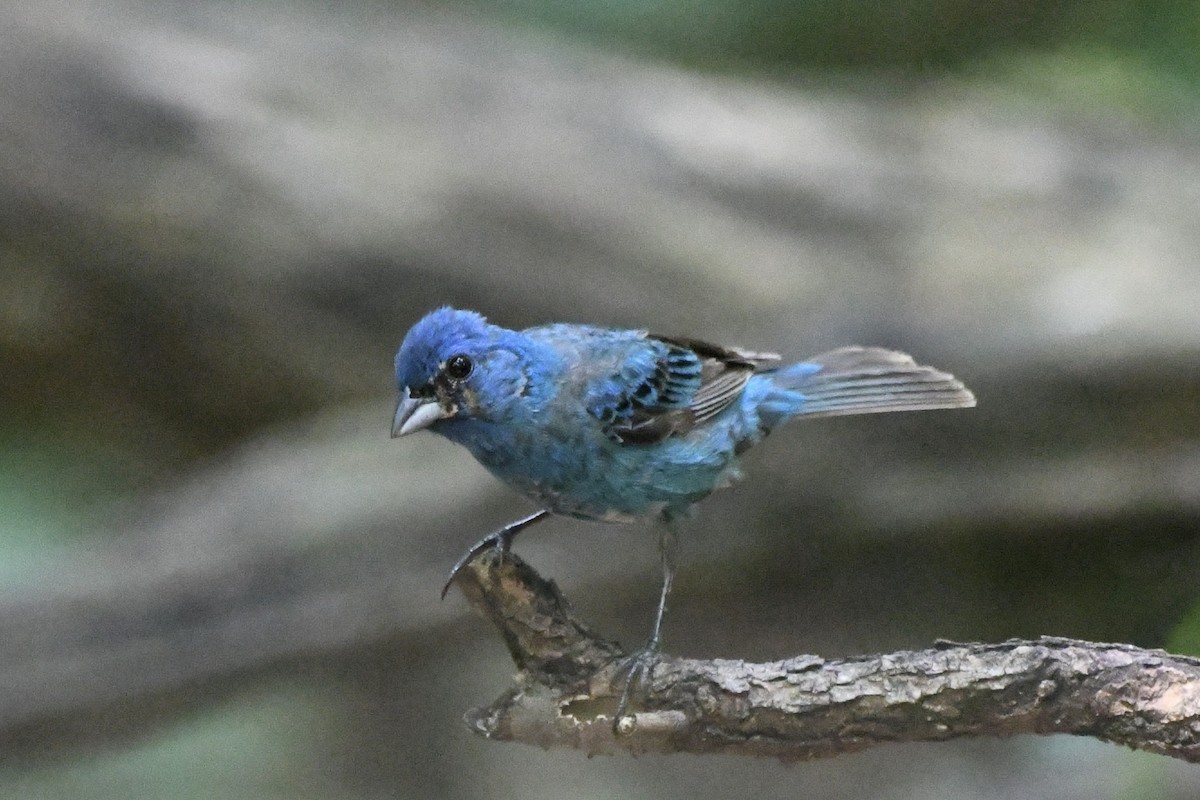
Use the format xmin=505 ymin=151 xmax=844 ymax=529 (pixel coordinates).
xmin=392 ymin=307 xmax=974 ymax=717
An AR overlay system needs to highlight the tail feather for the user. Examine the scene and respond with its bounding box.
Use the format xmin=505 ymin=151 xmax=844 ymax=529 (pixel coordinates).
xmin=770 ymin=346 xmax=975 ymax=420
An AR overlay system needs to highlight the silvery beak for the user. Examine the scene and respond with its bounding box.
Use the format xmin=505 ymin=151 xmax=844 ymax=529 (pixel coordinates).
xmin=391 ymin=392 xmax=446 ymax=437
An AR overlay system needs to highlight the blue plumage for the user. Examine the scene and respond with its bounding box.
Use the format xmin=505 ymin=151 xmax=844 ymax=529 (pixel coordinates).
xmin=393 ymin=307 xmax=974 ymax=523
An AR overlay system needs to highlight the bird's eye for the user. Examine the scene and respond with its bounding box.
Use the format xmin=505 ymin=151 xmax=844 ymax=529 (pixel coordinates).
xmin=445 ymin=354 xmax=473 ymax=380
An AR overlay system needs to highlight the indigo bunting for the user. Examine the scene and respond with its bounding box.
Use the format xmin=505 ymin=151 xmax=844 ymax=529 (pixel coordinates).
xmin=392 ymin=307 xmax=974 ymax=717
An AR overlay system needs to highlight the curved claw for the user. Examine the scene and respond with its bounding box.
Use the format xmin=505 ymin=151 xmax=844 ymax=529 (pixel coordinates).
xmin=439 ymin=509 xmax=552 ymax=599
xmin=440 ymin=533 xmax=505 ymax=599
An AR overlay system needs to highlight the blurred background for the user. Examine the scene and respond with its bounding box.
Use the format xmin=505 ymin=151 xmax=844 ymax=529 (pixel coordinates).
xmin=2 ymin=0 xmax=1199 ymax=797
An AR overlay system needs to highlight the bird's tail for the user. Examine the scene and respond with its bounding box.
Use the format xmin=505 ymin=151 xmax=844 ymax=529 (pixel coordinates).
xmin=757 ymin=346 xmax=975 ymax=429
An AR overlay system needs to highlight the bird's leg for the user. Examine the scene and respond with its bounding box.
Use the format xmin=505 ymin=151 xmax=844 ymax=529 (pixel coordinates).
xmin=440 ymin=509 xmax=551 ymax=598
xmin=613 ymin=523 xmax=678 ymax=732
xmin=646 ymin=523 xmax=677 ymax=652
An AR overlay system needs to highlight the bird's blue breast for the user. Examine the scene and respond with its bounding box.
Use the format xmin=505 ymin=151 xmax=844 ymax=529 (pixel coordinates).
xmin=436 ymin=365 xmax=774 ymax=522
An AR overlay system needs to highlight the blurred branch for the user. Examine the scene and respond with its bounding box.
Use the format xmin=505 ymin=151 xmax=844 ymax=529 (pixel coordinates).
xmin=456 ymin=553 xmax=1200 ymax=761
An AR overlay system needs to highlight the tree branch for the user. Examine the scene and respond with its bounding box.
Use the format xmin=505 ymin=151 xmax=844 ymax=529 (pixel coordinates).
xmin=453 ymin=552 xmax=1200 ymax=761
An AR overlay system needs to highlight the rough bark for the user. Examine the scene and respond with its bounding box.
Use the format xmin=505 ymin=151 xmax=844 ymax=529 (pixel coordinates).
xmin=456 ymin=552 xmax=1200 ymax=761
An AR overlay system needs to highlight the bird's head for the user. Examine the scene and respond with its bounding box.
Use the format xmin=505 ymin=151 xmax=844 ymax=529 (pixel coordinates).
xmin=391 ymin=307 xmax=535 ymax=437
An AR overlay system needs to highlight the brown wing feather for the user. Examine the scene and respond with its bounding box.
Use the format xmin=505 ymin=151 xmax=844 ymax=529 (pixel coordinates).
xmin=610 ymin=335 xmax=777 ymax=445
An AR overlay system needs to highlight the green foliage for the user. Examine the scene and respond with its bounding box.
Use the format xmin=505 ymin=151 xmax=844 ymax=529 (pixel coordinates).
xmin=975 ymin=46 xmax=1200 ymax=123
xmin=1167 ymin=597 xmax=1200 ymax=657
xmin=0 ymin=435 xmax=138 ymax=585
xmin=468 ymin=0 xmax=1200 ymax=92
xmin=0 ymin=686 xmax=334 ymax=800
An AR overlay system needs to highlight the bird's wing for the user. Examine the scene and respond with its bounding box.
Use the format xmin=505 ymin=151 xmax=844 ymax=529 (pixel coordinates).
xmin=594 ymin=334 xmax=780 ymax=445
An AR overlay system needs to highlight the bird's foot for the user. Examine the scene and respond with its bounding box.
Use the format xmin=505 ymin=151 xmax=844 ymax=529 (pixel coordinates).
xmin=440 ymin=510 xmax=551 ymax=599
xmin=611 ymin=637 xmax=662 ymax=735
xmin=440 ymin=531 xmax=512 ymax=599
